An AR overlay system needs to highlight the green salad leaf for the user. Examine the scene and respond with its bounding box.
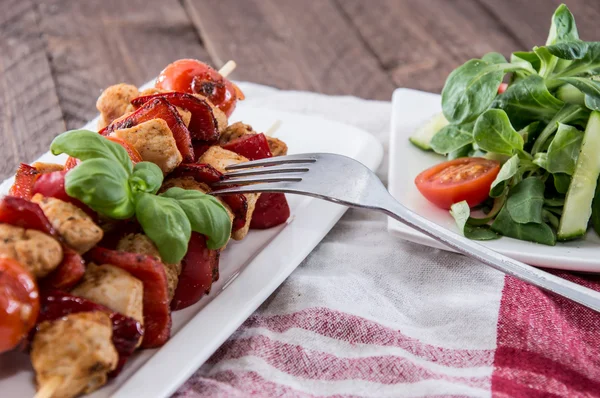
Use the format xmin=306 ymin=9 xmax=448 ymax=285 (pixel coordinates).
xmin=490 ymin=155 xmax=519 ymax=197
xmin=430 ymin=124 xmax=473 ymax=155
xmin=506 ymin=177 xmax=545 ymax=224
xmin=546 ymin=123 xmax=583 ymax=174
xmin=473 ymin=109 xmax=523 ymax=156
xmin=449 ymin=201 xmax=499 ymax=240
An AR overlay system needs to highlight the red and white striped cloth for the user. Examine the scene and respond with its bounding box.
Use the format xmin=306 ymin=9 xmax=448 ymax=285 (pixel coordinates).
xmin=173 ymin=83 xmax=600 ymax=397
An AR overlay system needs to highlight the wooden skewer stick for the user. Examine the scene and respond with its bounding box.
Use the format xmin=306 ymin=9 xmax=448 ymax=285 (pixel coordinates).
xmin=264 ymin=120 xmax=282 ymax=137
xmin=34 ymin=377 xmax=62 ymax=398
xmin=218 ymin=60 xmax=236 ymax=78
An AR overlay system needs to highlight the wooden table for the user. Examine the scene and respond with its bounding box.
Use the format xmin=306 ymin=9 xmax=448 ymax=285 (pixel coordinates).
xmin=1 ymin=0 xmax=598 ymax=180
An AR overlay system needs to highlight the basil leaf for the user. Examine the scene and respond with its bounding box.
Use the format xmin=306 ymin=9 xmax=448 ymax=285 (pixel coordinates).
xmin=553 ymin=173 xmax=571 ymax=194
xmin=546 ymin=4 xmax=579 ymax=45
xmin=473 ymin=109 xmax=524 ymax=156
xmin=65 ymin=158 xmax=134 ymax=219
xmin=160 ymin=187 xmax=232 ymax=250
xmin=546 ymin=123 xmax=583 ymax=175
xmin=482 ymin=52 xmax=508 ymax=65
xmin=430 ymin=124 xmax=473 ymax=155
xmin=136 ymin=193 xmax=191 ymax=264
xmin=441 ymin=60 xmax=532 ymax=124
xmin=449 ymin=201 xmax=499 ymax=240
xmin=491 ymin=206 xmax=556 ymax=245
xmin=506 ymin=177 xmax=545 ymax=224
xmin=492 ymin=75 xmax=564 ymax=130
xmin=490 ymin=154 xmax=519 ymax=197
xmin=50 ymin=129 xmax=133 ymax=173
xmin=129 ymin=162 xmax=164 ymax=196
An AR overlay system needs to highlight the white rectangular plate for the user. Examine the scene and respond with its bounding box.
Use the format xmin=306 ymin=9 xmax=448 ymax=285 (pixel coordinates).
xmin=388 ymin=88 xmax=600 ymax=273
xmin=0 ymin=106 xmax=383 ymax=397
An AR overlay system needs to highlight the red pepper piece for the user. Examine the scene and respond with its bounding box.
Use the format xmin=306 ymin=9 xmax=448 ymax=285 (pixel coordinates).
xmin=222 ymin=133 xmax=273 ymax=161
xmin=106 ymin=98 xmax=194 ymax=163
xmin=132 ymin=93 xmax=219 ymax=143
xmin=88 ymin=247 xmax=171 ymax=348
xmin=250 ymin=193 xmax=291 ymax=229
xmin=0 ymin=196 xmax=57 ymax=237
xmin=9 ymin=164 xmax=40 ymax=200
xmin=221 ymin=133 xmax=291 ymax=230
xmin=41 ymin=247 xmax=86 ymax=291
xmin=64 ymin=157 xmax=79 ymax=171
xmin=171 ymin=233 xmax=220 ymax=311
xmin=170 ymin=164 xmax=248 ymax=232
xmin=37 ymin=291 xmax=143 ymax=376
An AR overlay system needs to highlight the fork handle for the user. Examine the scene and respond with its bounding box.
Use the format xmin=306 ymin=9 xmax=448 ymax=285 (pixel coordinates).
xmin=379 ymin=197 xmax=600 ymax=313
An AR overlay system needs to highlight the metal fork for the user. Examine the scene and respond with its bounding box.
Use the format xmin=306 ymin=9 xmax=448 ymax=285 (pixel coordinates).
xmin=211 ymin=153 xmax=600 ymax=313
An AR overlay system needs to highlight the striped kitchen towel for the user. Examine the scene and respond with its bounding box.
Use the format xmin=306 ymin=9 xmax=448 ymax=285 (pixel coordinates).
xmin=173 ymin=83 xmax=600 ymax=398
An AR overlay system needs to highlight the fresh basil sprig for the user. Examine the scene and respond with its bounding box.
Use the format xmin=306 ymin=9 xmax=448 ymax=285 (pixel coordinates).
xmin=50 ymin=129 xmax=231 ymax=263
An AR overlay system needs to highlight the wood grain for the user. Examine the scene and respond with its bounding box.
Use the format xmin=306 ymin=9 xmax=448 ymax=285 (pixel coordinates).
xmin=337 ymin=0 xmax=523 ymax=93
xmin=34 ymin=0 xmax=210 ymax=129
xmin=184 ymin=0 xmax=395 ymax=100
xmin=0 ymin=0 xmax=65 ymax=178
xmin=478 ymin=0 xmax=600 ymax=49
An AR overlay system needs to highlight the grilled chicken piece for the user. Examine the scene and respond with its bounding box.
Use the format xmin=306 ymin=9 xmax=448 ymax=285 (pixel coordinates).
xmin=112 ymin=119 xmax=182 ymax=174
xmin=219 ymin=122 xmax=288 ymax=156
xmin=139 ymin=87 xmax=167 ymax=97
xmin=32 ymin=162 xmax=64 ymax=173
xmin=96 ymin=83 xmax=140 ymax=130
xmin=175 ymin=106 xmax=192 ymax=128
xmin=117 ymin=233 xmax=181 ymax=300
xmin=198 ymin=146 xmax=260 ymax=240
xmin=0 ymin=224 xmax=63 ymax=278
xmin=71 ymin=263 xmax=144 ymax=326
xmin=32 ymin=195 xmax=103 ymax=254
xmin=193 ymin=94 xmax=227 ymax=133
xmin=31 ymin=312 xmax=118 ymax=398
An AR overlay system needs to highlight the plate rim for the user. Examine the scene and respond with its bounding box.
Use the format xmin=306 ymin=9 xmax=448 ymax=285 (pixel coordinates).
xmin=388 ymin=87 xmax=600 ymax=273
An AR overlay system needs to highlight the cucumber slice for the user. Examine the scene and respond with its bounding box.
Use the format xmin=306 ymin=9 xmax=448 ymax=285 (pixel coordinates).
xmin=557 ymin=111 xmax=600 ymax=240
xmin=556 ymin=83 xmax=585 ymax=105
xmin=409 ymin=112 xmax=449 ymax=151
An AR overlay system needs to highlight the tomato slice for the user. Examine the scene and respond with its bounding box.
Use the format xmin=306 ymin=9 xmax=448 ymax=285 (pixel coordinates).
xmin=0 ymin=258 xmax=39 ymax=353
xmin=414 ymin=157 xmax=500 ymax=209
xmin=155 ymin=59 xmax=242 ymax=117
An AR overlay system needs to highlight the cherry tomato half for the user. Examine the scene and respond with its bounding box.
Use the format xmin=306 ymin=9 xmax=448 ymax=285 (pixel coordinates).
xmin=415 ymin=157 xmax=500 ymax=209
xmin=0 ymin=258 xmax=39 ymax=353
xmin=155 ymin=59 xmax=243 ymax=117
xmin=498 ymin=83 xmax=508 ymax=94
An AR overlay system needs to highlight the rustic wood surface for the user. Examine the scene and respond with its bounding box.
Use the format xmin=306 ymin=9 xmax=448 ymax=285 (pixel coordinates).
xmin=0 ymin=0 xmax=598 ymax=179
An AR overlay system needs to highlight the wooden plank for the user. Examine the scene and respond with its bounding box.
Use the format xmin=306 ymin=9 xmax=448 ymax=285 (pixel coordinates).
xmin=35 ymin=0 xmax=210 ymax=129
xmin=478 ymin=0 xmax=600 ymax=49
xmin=337 ymin=0 xmax=523 ymax=93
xmin=0 ymin=0 xmax=65 ymax=179
xmin=184 ymin=0 xmax=395 ymax=100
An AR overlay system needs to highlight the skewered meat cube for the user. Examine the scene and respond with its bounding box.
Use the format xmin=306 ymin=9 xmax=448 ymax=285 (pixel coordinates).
xmin=31 ymin=195 xmax=103 ymax=254
xmin=198 ymin=146 xmax=259 ymax=240
xmin=117 ymin=233 xmax=181 ymax=301
xmin=219 ymin=122 xmax=287 ymax=156
xmin=111 ymin=118 xmax=183 ymax=174
xmin=175 ymin=106 xmax=192 ymax=128
xmin=31 ymin=311 xmax=118 ymax=398
xmin=0 ymin=224 xmax=63 ymax=278
xmin=193 ymin=94 xmax=228 ymax=132
xmin=96 ymin=84 xmax=140 ymax=130
xmin=71 ymin=263 xmax=144 ymax=326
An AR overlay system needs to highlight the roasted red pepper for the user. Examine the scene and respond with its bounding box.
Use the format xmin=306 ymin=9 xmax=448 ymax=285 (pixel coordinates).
xmin=32 ymin=170 xmax=97 ymax=220
xmin=105 ymin=98 xmax=194 ymax=163
xmin=64 ymin=157 xmax=79 ymax=171
xmin=40 ymin=247 xmax=86 ymax=291
xmin=171 ymin=233 xmax=220 ymax=311
xmin=222 ymin=133 xmax=272 ymax=161
xmin=88 ymin=247 xmax=171 ymax=348
xmin=132 ymin=92 xmax=219 ymax=143
xmin=193 ymin=142 xmax=211 ymax=160
xmin=170 ymin=163 xmax=248 ymax=231
xmin=9 ymin=164 xmax=40 ymax=200
xmin=221 ymin=133 xmax=291 ymax=229
xmin=0 ymin=196 xmax=57 ymax=237
xmin=37 ymin=291 xmax=143 ymax=376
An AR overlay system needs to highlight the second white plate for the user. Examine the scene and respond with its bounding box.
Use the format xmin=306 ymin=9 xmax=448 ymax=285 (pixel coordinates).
xmin=388 ymin=88 xmax=600 ymax=272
